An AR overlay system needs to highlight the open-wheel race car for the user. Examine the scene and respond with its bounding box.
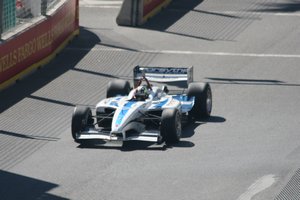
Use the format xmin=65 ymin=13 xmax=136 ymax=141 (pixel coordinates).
xmin=71 ymin=66 xmax=212 ymax=145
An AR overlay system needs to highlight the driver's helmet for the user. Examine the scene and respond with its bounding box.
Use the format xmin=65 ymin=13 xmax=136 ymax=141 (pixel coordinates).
xmin=135 ymin=86 xmax=149 ymax=100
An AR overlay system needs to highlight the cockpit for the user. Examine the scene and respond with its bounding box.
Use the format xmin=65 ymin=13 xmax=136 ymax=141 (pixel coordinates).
xmin=127 ymin=76 xmax=168 ymax=101
xmin=134 ymin=85 xmax=150 ymax=101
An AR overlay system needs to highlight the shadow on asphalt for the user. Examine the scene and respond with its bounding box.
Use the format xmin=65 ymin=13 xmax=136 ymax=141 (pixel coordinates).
xmin=140 ymin=0 xmax=212 ymax=40
xmin=251 ymin=1 xmax=300 ymax=13
xmin=206 ymin=115 xmax=226 ymax=123
xmin=0 ymin=27 xmax=100 ymax=114
xmin=0 ymin=130 xmax=59 ymax=141
xmin=0 ymin=170 xmax=67 ymax=200
xmin=206 ymin=77 xmax=300 ymax=87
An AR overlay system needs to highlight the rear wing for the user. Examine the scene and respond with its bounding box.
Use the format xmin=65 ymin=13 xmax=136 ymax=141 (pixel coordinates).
xmin=133 ymin=66 xmax=193 ymax=88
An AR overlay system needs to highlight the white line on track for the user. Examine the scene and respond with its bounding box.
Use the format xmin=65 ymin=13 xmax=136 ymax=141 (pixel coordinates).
xmin=140 ymin=50 xmax=300 ymax=58
xmin=237 ymin=175 xmax=276 ymax=200
xmin=66 ymin=47 xmax=300 ymax=59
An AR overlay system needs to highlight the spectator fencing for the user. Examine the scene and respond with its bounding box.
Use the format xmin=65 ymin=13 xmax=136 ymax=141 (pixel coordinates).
xmin=0 ymin=0 xmax=62 ymax=38
xmin=0 ymin=0 xmax=79 ymax=90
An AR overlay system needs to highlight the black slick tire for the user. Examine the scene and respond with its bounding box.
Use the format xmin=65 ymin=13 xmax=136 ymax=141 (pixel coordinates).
xmin=160 ymin=109 xmax=181 ymax=144
xmin=187 ymin=82 xmax=212 ymax=120
xmin=71 ymin=106 xmax=94 ymax=143
xmin=106 ymin=80 xmax=131 ymax=98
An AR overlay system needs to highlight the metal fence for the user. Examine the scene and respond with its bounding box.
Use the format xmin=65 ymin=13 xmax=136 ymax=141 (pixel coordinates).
xmin=0 ymin=0 xmax=61 ymax=37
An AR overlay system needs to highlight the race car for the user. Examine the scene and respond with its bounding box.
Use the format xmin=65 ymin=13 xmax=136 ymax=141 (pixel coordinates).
xmin=71 ymin=66 xmax=212 ymax=145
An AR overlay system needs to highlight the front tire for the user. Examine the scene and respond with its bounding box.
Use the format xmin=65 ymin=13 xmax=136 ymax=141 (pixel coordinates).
xmin=160 ymin=109 xmax=181 ymax=144
xmin=187 ymin=82 xmax=212 ymax=120
xmin=71 ymin=106 xmax=94 ymax=143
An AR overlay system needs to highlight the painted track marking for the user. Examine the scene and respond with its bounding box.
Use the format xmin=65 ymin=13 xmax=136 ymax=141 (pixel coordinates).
xmin=66 ymin=47 xmax=300 ymax=59
xmin=237 ymin=175 xmax=276 ymax=200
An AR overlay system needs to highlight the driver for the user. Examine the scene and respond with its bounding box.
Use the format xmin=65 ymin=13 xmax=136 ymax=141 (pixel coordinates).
xmin=134 ymin=75 xmax=152 ymax=101
xmin=136 ymin=75 xmax=152 ymax=90
xmin=135 ymin=85 xmax=149 ymax=101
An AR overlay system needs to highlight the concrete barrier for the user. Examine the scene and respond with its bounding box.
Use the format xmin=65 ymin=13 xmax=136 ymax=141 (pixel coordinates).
xmin=117 ymin=0 xmax=172 ymax=26
xmin=0 ymin=0 xmax=79 ymax=91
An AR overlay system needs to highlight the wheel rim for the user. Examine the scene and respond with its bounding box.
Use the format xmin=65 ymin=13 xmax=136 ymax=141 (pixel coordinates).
xmin=206 ymin=88 xmax=212 ymax=114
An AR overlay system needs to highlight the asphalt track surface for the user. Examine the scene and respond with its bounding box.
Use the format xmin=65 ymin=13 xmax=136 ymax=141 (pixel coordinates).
xmin=1 ymin=0 xmax=300 ymax=199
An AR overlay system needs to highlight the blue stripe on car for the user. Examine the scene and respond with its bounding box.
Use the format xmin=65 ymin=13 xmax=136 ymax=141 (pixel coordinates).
xmin=172 ymin=95 xmax=194 ymax=102
xmin=115 ymin=101 xmax=136 ymax=125
xmin=110 ymin=101 xmax=118 ymax=107
xmin=172 ymin=95 xmax=194 ymax=112
xmin=109 ymin=97 xmax=122 ymax=107
xmin=181 ymin=104 xmax=193 ymax=110
xmin=153 ymin=99 xmax=169 ymax=108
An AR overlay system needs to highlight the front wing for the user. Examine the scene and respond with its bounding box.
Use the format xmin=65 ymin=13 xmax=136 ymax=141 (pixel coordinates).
xmin=78 ymin=128 xmax=161 ymax=142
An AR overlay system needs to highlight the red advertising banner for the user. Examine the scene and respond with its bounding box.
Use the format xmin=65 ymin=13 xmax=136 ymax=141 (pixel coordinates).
xmin=0 ymin=0 xmax=79 ymax=87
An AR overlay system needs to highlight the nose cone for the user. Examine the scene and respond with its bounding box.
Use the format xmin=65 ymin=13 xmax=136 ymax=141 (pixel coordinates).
xmin=111 ymin=101 xmax=142 ymax=132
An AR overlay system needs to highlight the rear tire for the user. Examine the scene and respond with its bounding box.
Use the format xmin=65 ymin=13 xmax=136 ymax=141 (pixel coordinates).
xmin=71 ymin=106 xmax=94 ymax=143
xmin=160 ymin=109 xmax=181 ymax=144
xmin=106 ymin=80 xmax=131 ymax=98
xmin=187 ymin=82 xmax=212 ymax=120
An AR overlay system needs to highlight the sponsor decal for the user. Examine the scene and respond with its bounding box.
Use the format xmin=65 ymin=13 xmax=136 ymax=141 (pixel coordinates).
xmin=139 ymin=67 xmax=188 ymax=74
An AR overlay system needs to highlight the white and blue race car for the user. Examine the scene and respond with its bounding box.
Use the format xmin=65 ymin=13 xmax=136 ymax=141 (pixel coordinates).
xmin=71 ymin=66 xmax=212 ymax=145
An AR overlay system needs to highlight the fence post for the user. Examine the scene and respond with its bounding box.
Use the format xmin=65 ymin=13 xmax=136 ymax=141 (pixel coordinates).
xmin=0 ymin=0 xmax=3 ymax=39
xmin=41 ymin=0 xmax=47 ymax=15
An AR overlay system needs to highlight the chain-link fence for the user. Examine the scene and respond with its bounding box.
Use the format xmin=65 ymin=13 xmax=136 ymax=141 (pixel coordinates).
xmin=0 ymin=0 xmax=62 ymax=38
